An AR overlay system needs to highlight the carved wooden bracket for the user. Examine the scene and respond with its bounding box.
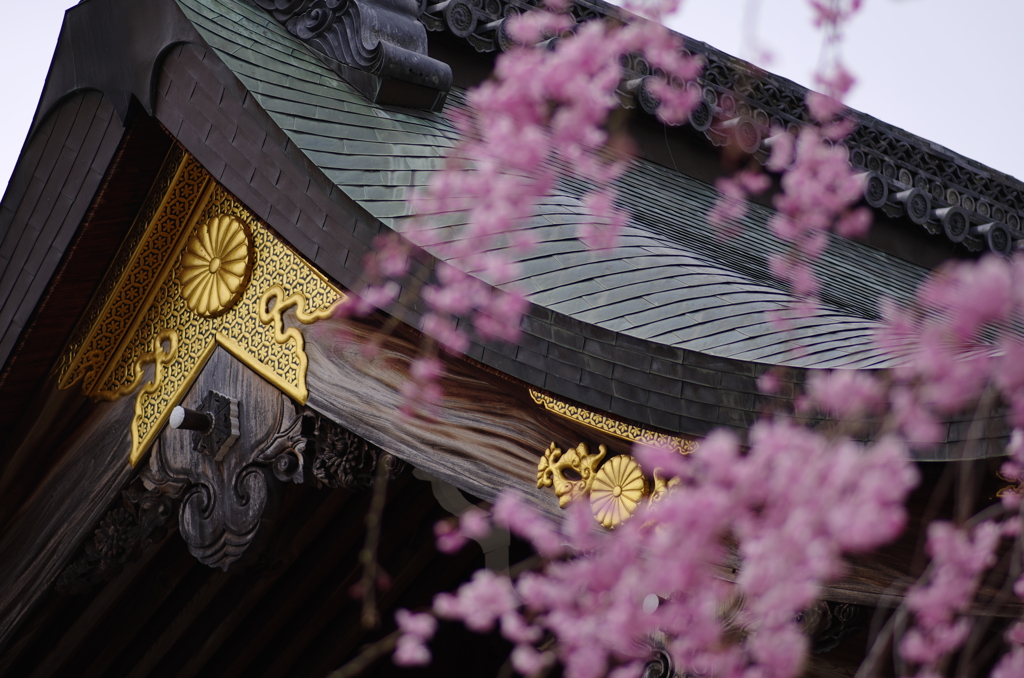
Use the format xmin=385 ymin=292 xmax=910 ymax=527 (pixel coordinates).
xmin=57 ymin=404 xmax=405 ymax=586
xmin=144 ymin=393 xmax=309 ymax=570
xmin=309 ymin=415 xmax=405 ymax=489
xmin=169 ymin=390 xmax=241 ymax=461
xmin=55 ymin=469 xmax=187 ymax=594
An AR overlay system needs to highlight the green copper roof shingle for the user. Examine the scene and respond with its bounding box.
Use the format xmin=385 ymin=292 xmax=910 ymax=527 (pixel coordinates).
xmin=177 ymin=0 xmax=930 ymax=370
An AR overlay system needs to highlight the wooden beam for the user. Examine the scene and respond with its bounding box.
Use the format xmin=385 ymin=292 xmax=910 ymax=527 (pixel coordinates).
xmin=173 ymin=488 xmax=355 ymax=678
xmin=302 ymin=315 xmax=588 ymax=518
xmin=0 ymin=395 xmax=135 ymax=652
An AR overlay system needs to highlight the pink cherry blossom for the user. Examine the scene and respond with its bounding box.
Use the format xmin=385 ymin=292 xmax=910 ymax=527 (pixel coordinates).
xmin=493 ymin=493 xmax=565 ymax=557
xmin=396 ymin=608 xmax=438 ymax=640
xmin=393 ymin=608 xmax=437 ymax=666
xmin=805 ymin=91 xmax=845 ymax=124
xmin=511 ymin=644 xmax=556 ymax=676
xmin=419 ymin=419 xmax=916 ymax=678
xmin=766 ymin=130 xmax=796 ymax=172
xmin=501 ymin=611 xmax=543 ymax=644
xmin=433 ymin=569 xmax=519 ymax=632
xmin=835 ymin=206 xmax=871 ymax=238
xmin=393 ymin=634 xmax=432 ymax=666
xmin=459 ymin=507 xmax=492 ymax=540
xmin=992 ymin=646 xmax=1024 ymax=678
xmin=707 ymin=171 xmax=771 ymax=234
xmin=362 ymin=0 xmax=1024 ymax=675
xmin=805 ymin=369 xmax=885 ymax=419
xmin=434 ymin=519 xmax=467 ymax=554
xmin=899 ymin=521 xmax=1001 ymax=673
xmin=757 ymin=369 xmax=783 ymax=394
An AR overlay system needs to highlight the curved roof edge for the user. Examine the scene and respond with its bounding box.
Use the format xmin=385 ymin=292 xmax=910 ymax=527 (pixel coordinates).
xmin=0 ymin=0 xmax=1007 ymax=461
xmin=409 ymin=0 xmax=1024 ymax=255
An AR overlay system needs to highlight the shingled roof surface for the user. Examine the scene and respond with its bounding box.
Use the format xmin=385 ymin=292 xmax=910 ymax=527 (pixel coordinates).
xmin=177 ymin=0 xmax=929 ymax=370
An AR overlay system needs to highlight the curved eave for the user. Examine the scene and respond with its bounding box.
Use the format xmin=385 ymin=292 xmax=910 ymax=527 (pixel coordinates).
xmin=0 ymin=0 xmax=1007 ymax=460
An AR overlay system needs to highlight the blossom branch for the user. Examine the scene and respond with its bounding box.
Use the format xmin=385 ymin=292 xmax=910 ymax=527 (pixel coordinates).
xmin=326 ymin=629 xmax=400 ymax=678
xmin=358 ymin=457 xmax=391 ymax=629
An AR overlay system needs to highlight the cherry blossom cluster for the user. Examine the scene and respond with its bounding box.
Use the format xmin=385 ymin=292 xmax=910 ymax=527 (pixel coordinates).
xmin=337 ymin=0 xmax=1024 ymax=673
xmin=402 ymin=4 xmax=703 ymax=348
xmin=395 ymin=423 xmax=917 ymax=678
xmin=899 ymin=521 xmax=1001 ymax=677
xmin=992 ymin=622 xmax=1024 ymax=678
xmin=703 ymin=4 xmax=867 ymax=320
xmin=1000 ymin=430 xmax=1024 ymax=511
xmin=393 ymin=608 xmax=438 ymax=666
xmin=775 ymin=251 xmax=1024 ymax=455
xmin=872 ymin=255 xmax=1024 ymax=447
xmin=337 ymin=0 xmax=702 ymax=414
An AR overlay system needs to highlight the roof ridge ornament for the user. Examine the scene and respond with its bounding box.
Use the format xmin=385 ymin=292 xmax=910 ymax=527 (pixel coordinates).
xmin=251 ymin=0 xmax=452 ymax=111
xmin=418 ymin=0 xmax=1024 ymax=253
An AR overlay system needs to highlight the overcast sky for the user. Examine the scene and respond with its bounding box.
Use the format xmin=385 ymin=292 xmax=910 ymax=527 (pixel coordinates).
xmin=2 ymin=0 xmax=1022 ymax=197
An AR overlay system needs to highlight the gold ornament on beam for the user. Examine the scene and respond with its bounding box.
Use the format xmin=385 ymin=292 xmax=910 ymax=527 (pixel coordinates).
xmin=590 ymin=454 xmax=648 ymax=529
xmin=528 ymin=389 xmax=697 ymax=456
xmin=537 ymin=440 xmax=687 ymax=528
xmin=178 ymin=215 xmax=253 ymax=317
xmin=57 ymin=149 xmax=343 ymax=467
xmin=649 ymin=469 xmax=681 ymax=504
xmin=537 ymin=442 xmax=606 ymax=509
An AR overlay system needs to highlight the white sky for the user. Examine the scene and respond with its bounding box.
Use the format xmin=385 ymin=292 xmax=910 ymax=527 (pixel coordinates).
xmin=2 ymin=0 xmax=1023 ymax=198
xmin=664 ymin=0 xmax=1024 ymax=180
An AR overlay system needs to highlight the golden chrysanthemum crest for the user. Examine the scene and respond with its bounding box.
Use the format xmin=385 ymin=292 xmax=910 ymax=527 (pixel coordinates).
xmin=590 ymin=454 xmax=648 ymax=529
xmin=538 ymin=440 xmax=688 ymax=528
xmin=178 ymin=215 xmax=253 ymax=317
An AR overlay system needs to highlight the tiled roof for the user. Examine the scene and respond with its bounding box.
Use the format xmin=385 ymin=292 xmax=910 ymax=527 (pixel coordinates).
xmin=179 ymin=0 xmax=929 ymax=371
xmin=0 ymin=0 xmax=1005 ymax=455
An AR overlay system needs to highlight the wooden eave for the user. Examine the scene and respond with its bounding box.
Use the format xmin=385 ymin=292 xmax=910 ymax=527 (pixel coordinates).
xmin=2 ymin=0 xmax=1007 ymax=467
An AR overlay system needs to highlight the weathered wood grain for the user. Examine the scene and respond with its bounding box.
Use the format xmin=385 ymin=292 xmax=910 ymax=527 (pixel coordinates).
xmin=154 ymin=347 xmax=303 ymax=571
xmin=301 ymin=315 xmax=588 ymax=519
xmin=0 ymin=393 xmax=135 ymax=652
xmin=171 ymin=489 xmax=354 ymax=678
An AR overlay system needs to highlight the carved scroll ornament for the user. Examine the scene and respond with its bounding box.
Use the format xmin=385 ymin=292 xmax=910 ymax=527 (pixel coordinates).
xmin=536 ymin=442 xmax=606 ymax=509
xmin=162 ymin=404 xmax=402 ymax=570
xmin=537 ymin=441 xmax=656 ymax=529
xmin=251 ymin=0 xmax=452 ymax=110
xmin=58 ymin=405 xmax=405 ymax=583
xmin=142 ymin=392 xmax=308 ymax=570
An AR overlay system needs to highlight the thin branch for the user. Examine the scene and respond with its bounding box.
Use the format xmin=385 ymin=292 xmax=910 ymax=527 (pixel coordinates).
xmin=326 ymin=629 xmax=400 ymax=678
xmin=359 ymin=457 xmax=391 ymax=629
xmin=955 ymin=502 xmax=1024 ymax=677
xmin=854 ymin=607 xmax=902 ymax=678
xmin=957 ymin=386 xmax=998 ymax=525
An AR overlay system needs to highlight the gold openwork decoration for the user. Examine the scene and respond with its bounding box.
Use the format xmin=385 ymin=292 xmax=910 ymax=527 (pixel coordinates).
xmin=538 ymin=440 xmax=687 ymax=528
xmin=58 ymin=149 xmax=343 ymax=466
xmin=529 ymin=389 xmax=698 ymax=455
xmin=537 ymin=442 xmax=606 ymax=509
xmin=590 ymin=455 xmax=648 ymax=528
xmin=997 ymin=469 xmax=1024 ymax=502
xmin=178 ymin=215 xmax=253 ymax=317
xmin=649 ymin=469 xmax=680 ymax=504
